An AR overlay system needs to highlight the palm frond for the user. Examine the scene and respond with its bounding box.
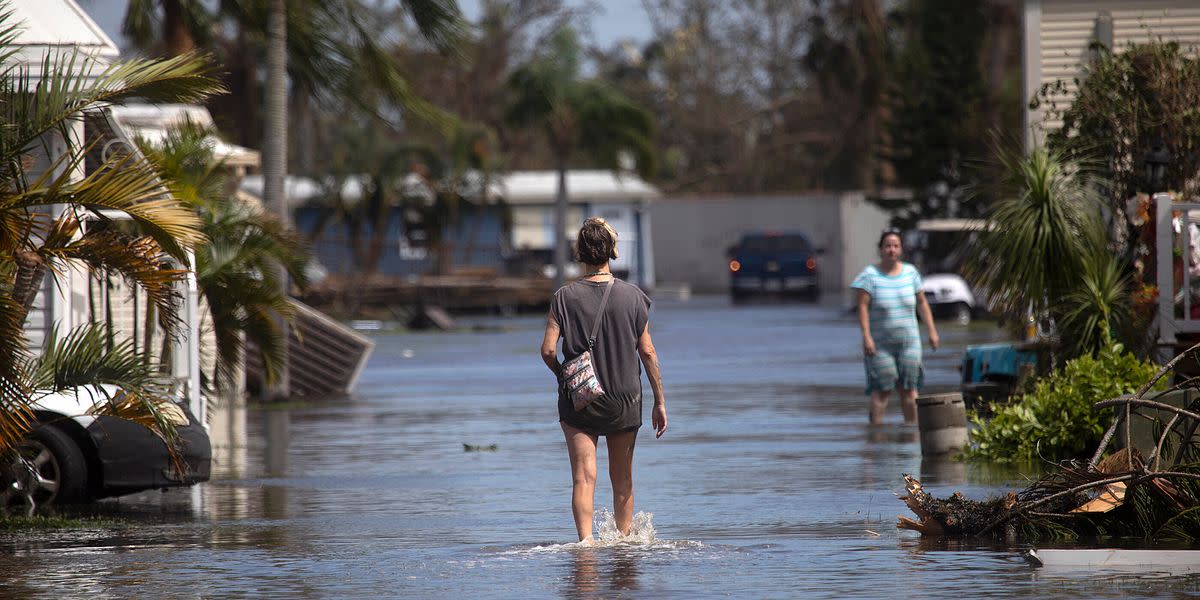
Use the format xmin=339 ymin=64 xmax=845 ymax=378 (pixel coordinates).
xmin=343 ymin=22 xmax=458 ymax=132
xmin=139 ymin=118 xmax=310 ymax=387
xmin=85 ymin=388 xmax=185 ymax=474
xmin=0 ymin=7 xmax=24 ymax=68
xmin=0 ymin=52 xmax=223 ymax=168
xmin=28 ymin=323 xmax=184 ymax=466
xmin=0 ymin=291 xmax=32 ymax=455
xmin=398 ymin=0 xmax=468 ymax=54
xmin=8 ymin=153 xmax=206 ymax=259
xmin=575 ymin=81 xmax=656 ymax=178
xmin=121 ymin=0 xmax=159 ymax=48
xmin=28 ymin=324 xmax=159 ymax=393
xmin=48 ymin=228 xmax=187 ymax=335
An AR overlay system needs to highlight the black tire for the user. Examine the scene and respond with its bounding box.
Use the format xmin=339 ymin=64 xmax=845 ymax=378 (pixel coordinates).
xmin=1 ymin=425 xmax=88 ymax=511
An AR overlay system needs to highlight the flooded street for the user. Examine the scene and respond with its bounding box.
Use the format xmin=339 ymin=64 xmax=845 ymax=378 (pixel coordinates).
xmin=3 ymin=297 xmax=1200 ymax=598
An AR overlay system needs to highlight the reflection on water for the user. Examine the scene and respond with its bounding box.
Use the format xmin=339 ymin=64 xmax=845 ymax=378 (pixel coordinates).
xmin=565 ymin=547 xmax=641 ymax=599
xmin=4 ymin=298 xmax=1200 ymax=597
xmin=921 ymin=455 xmax=968 ymax=485
xmin=265 ymin=409 xmax=291 ymax=478
xmin=568 ymin=547 xmax=600 ymax=598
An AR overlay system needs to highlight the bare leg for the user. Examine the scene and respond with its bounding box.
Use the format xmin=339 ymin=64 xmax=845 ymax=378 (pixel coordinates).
xmin=900 ymin=388 xmax=919 ymax=425
xmin=606 ymin=429 xmax=638 ymax=536
xmin=869 ymin=390 xmax=892 ymax=425
xmin=562 ymin=422 xmax=598 ymax=541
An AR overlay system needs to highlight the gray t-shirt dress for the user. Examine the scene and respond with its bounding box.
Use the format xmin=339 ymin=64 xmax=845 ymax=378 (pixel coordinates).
xmin=551 ymin=278 xmax=652 ymax=436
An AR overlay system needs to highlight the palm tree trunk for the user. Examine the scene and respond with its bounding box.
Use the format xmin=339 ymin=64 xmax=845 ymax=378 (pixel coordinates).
xmin=13 ymin=250 xmax=45 ymax=314
xmin=553 ymin=160 xmax=569 ymax=290
xmin=263 ymin=0 xmax=290 ymax=398
xmin=163 ymin=0 xmax=195 ymax=57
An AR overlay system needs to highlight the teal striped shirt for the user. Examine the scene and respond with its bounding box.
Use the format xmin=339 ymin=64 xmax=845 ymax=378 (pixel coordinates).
xmin=850 ymin=263 xmax=923 ymax=344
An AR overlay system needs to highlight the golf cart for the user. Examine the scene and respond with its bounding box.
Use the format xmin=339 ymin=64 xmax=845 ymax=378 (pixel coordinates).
xmin=907 ymin=219 xmax=987 ymax=325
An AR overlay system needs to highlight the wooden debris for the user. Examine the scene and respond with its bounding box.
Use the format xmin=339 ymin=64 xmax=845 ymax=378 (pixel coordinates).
xmin=1069 ymin=482 xmax=1125 ymax=514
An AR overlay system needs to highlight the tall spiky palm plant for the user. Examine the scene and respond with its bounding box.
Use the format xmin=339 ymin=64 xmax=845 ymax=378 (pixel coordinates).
xmin=0 ymin=10 xmax=223 ymax=456
xmin=1058 ymin=251 xmax=1132 ymax=357
xmin=137 ymin=124 xmax=309 ymax=391
xmin=965 ymin=139 xmax=1112 ymax=355
xmin=506 ymin=28 xmax=655 ymax=288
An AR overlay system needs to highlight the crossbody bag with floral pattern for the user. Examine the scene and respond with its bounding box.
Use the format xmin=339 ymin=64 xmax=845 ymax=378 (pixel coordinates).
xmin=560 ymin=279 xmax=615 ymax=411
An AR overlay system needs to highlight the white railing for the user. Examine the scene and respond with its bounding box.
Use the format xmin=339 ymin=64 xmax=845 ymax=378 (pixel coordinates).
xmin=1156 ymin=195 xmax=1200 ymax=346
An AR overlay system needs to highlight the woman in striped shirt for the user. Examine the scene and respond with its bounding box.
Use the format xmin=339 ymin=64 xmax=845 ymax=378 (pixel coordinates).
xmin=851 ymin=229 xmax=939 ymax=425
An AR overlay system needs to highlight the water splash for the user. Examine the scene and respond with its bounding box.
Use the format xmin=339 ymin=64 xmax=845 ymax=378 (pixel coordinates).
xmin=591 ymin=509 xmax=657 ymax=546
xmin=502 ymin=509 xmax=702 ymax=555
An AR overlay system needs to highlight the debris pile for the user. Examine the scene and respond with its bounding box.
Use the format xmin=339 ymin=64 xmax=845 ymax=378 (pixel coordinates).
xmin=898 ymin=344 xmax=1200 ymax=541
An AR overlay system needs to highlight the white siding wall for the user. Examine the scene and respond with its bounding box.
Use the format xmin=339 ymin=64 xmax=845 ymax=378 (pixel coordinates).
xmin=1028 ymin=0 xmax=1200 ymax=139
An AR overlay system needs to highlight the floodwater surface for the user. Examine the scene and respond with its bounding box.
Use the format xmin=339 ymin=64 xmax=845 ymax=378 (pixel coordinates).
xmin=2 ymin=297 xmax=1199 ymax=598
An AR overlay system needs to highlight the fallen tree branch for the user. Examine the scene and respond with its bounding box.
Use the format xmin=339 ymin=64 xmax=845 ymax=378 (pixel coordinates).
xmin=1093 ymin=398 xmax=1200 ymax=422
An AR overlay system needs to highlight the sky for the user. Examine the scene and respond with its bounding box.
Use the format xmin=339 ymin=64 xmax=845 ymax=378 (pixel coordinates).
xmin=78 ymin=0 xmax=653 ymax=50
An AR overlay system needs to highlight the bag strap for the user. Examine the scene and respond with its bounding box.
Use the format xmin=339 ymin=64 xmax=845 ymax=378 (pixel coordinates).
xmin=586 ymin=279 xmax=615 ymax=350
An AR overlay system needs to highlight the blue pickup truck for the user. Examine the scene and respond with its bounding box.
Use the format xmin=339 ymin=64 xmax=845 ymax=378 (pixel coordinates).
xmin=728 ymin=231 xmax=822 ymax=302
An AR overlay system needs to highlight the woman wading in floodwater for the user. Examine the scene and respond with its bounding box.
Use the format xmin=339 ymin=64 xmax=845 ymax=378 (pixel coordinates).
xmin=540 ymin=217 xmax=668 ymax=542
xmin=852 ymin=228 xmax=939 ymax=425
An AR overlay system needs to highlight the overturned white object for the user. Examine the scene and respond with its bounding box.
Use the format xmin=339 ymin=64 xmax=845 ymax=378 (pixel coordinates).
xmin=1025 ymin=548 xmax=1200 ymax=570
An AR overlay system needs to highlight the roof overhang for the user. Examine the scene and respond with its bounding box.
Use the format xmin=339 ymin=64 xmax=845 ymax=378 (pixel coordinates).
xmin=9 ymin=0 xmax=120 ymax=84
xmin=498 ymin=170 xmax=660 ymax=205
xmin=107 ymin=104 xmax=261 ymax=169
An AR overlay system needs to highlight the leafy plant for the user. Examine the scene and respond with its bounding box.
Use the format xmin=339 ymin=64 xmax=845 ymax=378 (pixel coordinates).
xmin=967 ymin=340 xmax=1163 ymax=464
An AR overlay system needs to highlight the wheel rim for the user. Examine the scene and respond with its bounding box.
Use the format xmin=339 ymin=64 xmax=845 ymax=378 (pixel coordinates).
xmin=955 ymin=306 xmax=971 ymax=325
xmin=1 ymin=440 xmax=61 ymax=513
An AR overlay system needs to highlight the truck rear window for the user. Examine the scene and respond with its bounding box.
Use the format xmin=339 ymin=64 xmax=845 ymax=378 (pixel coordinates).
xmin=741 ymin=235 xmax=811 ymax=253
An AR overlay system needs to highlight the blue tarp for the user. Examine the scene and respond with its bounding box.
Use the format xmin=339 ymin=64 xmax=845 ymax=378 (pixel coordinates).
xmin=962 ymin=343 xmax=1038 ymax=383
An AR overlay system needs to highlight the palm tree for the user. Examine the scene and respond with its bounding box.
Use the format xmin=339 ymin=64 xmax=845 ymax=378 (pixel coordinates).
xmin=965 ymin=138 xmax=1114 ymax=354
xmin=262 ymin=0 xmax=290 ymax=396
xmin=506 ymin=28 xmax=655 ymax=288
xmin=122 ymin=0 xmax=467 ymax=147
xmin=390 ymin=126 xmax=505 ymax=275
xmin=0 ymin=12 xmax=223 ymax=457
xmin=136 ymin=124 xmax=309 ymax=391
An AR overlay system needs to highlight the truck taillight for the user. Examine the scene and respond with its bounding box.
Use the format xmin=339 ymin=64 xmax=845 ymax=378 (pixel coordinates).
xmin=806 ymin=257 xmax=817 ymax=271
xmin=729 ymin=260 xmax=741 ymax=272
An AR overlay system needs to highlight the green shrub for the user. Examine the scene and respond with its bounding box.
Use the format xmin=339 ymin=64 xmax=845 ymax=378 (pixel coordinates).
xmin=967 ymin=341 xmax=1164 ymax=464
